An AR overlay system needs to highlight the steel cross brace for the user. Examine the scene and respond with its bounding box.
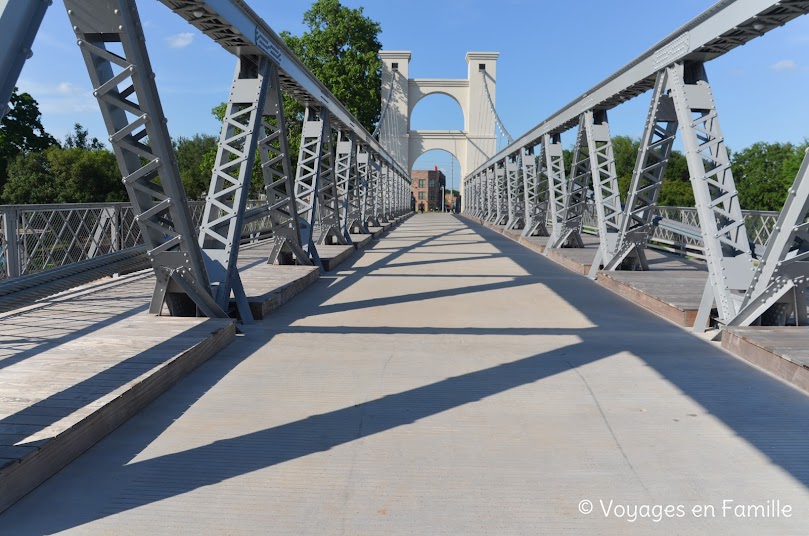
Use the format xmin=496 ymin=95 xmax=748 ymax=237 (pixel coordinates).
xmin=520 ymin=145 xmax=546 ymax=237
xmin=492 ymin=163 xmax=508 ymax=225
xmin=668 ymin=61 xmax=754 ymax=330
xmin=254 ymin=62 xmax=311 ymax=267
xmin=549 ymin=117 xmax=588 ymax=249
xmin=315 ymin=121 xmax=345 ymax=246
xmin=198 ymin=55 xmax=271 ymax=321
xmin=726 ymin=150 xmax=809 ymax=328
xmin=504 ymin=153 xmax=525 ymax=230
xmin=350 ymin=147 xmax=371 ymax=234
xmin=0 ymin=0 xmax=51 ymax=119
xmin=604 ymin=69 xmax=678 ymax=271
xmin=335 ymin=131 xmax=357 ymax=243
xmin=366 ymin=157 xmax=381 ymax=227
xmin=65 ymin=0 xmax=225 ymax=318
xmin=543 ymin=133 xmax=568 ymax=242
xmin=294 ymin=106 xmax=334 ymax=268
xmin=485 ymin=167 xmax=495 ymax=221
xmin=585 ymin=110 xmax=623 ymax=279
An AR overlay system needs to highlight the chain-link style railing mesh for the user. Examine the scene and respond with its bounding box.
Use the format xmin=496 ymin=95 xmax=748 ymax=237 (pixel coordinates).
xmin=0 ymin=200 xmax=278 ymax=280
xmin=581 ymin=204 xmax=779 ymax=259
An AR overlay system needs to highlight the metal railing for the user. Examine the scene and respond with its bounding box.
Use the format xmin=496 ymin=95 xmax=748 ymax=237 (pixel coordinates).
xmin=581 ymin=205 xmax=780 ymax=260
xmin=0 ymin=200 xmax=276 ymax=280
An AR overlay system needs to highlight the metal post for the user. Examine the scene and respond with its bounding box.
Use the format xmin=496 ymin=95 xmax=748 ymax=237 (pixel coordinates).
xmin=198 ymin=55 xmax=271 ymax=321
xmin=604 ymin=70 xmax=678 ymax=271
xmin=2 ymin=209 xmax=20 ymax=278
xmin=294 ymin=106 xmax=332 ymax=268
xmin=65 ymin=0 xmax=225 ymax=318
xmin=668 ymin=61 xmax=753 ymax=329
xmin=543 ymin=134 xmax=567 ymax=242
xmin=255 ymin=62 xmax=311 ymax=266
xmin=335 ymin=131 xmax=356 ymax=242
xmin=0 ymin=0 xmax=51 ymax=119
xmin=351 ymin=147 xmax=371 ymax=234
xmin=585 ymin=109 xmax=623 ymax=279
xmin=549 ymin=118 xmax=587 ymax=249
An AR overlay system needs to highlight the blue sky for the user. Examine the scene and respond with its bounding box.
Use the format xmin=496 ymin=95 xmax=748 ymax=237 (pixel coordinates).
xmin=17 ymin=0 xmax=809 ymax=187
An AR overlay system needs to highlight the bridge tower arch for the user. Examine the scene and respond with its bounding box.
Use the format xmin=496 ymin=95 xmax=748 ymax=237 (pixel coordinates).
xmin=378 ymin=50 xmax=499 ymax=199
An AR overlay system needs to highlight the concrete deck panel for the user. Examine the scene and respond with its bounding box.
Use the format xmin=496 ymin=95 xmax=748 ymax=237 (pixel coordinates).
xmin=3 ymin=214 xmax=809 ymax=534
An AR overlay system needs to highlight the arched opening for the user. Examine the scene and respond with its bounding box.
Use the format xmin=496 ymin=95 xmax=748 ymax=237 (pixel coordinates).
xmin=409 ymin=93 xmax=465 ymax=131
xmin=411 ymin=149 xmax=462 ymax=213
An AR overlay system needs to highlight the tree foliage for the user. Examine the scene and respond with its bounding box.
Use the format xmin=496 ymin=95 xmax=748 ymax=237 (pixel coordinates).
xmin=0 ymin=88 xmax=57 ymax=190
xmin=175 ymin=133 xmax=218 ymax=200
xmin=281 ymin=0 xmax=382 ymax=132
xmin=3 ymin=145 xmax=125 ymax=204
xmin=731 ymin=141 xmax=808 ymax=211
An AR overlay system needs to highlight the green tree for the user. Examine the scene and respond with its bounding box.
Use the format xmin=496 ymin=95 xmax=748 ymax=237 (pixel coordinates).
xmin=3 ymin=145 xmax=125 ymax=204
xmin=611 ymin=135 xmax=640 ymax=202
xmin=0 ymin=88 xmax=57 ymax=190
xmin=731 ymin=141 xmax=807 ymax=211
xmin=64 ymin=123 xmax=105 ymax=150
xmin=175 ymin=133 xmax=218 ymax=200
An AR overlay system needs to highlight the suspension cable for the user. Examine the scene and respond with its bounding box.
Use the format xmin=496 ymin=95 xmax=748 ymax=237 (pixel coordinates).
xmin=373 ymin=70 xmax=397 ymax=139
xmin=481 ymin=71 xmax=513 ymax=144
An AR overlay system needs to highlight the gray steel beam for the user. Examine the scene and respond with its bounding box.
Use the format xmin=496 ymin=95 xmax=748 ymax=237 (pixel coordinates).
xmin=549 ymin=118 xmax=588 ymax=249
xmin=198 ymin=55 xmax=270 ymax=321
xmin=256 ymin=62 xmax=311 ymax=266
xmin=605 ymin=70 xmax=678 ymax=271
xmin=668 ymin=61 xmax=753 ymax=329
xmin=467 ymin=0 xmax=809 ymax=179
xmin=585 ymin=110 xmax=623 ymax=279
xmin=505 ymin=153 xmax=524 ymax=230
xmin=350 ymin=147 xmax=370 ymax=234
xmin=0 ymin=0 xmax=51 ymax=118
xmin=728 ymin=150 xmax=809 ymax=327
xmin=334 ymin=131 xmax=356 ymax=243
xmin=65 ymin=0 xmax=225 ymax=318
xmin=521 ymin=145 xmax=547 ymax=237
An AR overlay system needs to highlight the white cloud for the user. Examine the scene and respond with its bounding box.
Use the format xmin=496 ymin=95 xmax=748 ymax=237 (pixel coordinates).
xmin=166 ymin=32 xmax=194 ymax=49
xmin=771 ymin=59 xmax=797 ymax=71
xmin=17 ymin=79 xmax=96 ymax=114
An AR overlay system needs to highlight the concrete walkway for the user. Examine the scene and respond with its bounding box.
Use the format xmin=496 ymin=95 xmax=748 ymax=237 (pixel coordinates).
xmin=3 ymin=213 xmax=809 ymax=535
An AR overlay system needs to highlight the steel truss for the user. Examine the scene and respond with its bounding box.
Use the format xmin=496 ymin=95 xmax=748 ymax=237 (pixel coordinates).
xmin=584 ymin=110 xmax=623 ymax=279
xmin=549 ymin=116 xmax=588 ymax=249
xmin=521 ymin=145 xmax=547 ymax=237
xmin=335 ymin=132 xmax=356 ymax=242
xmin=256 ymin=63 xmax=311 ymax=267
xmin=366 ymin=158 xmax=381 ymax=227
xmin=198 ymin=55 xmax=270 ymax=321
xmin=728 ymin=152 xmax=809 ymax=327
xmin=668 ymin=61 xmax=754 ymax=329
xmin=65 ymin=0 xmax=225 ymax=318
xmin=294 ymin=106 xmax=333 ymax=267
xmin=0 ymin=0 xmax=50 ymax=119
xmin=492 ymin=163 xmax=508 ymax=225
xmin=542 ymin=134 xmax=566 ymax=240
xmin=605 ymin=70 xmax=678 ymax=271
xmin=350 ymin=148 xmax=371 ymax=234
xmin=504 ymin=154 xmax=524 ymax=230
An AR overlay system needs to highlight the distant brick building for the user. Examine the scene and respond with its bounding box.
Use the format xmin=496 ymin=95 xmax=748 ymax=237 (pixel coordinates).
xmin=411 ymin=167 xmax=446 ymax=212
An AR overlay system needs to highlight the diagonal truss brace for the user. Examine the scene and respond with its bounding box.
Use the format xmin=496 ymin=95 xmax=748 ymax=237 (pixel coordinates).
xmin=541 ymin=134 xmax=567 ymax=240
xmin=65 ymin=0 xmax=224 ymax=318
xmin=585 ymin=110 xmax=624 ymax=278
xmin=198 ymin=55 xmax=270 ymax=321
xmin=335 ymin=131 xmax=356 ymax=242
xmin=605 ymin=69 xmax=678 ymax=271
xmin=668 ymin=61 xmax=754 ymax=329
xmin=549 ymin=117 xmax=588 ymax=249
xmin=504 ymin=153 xmax=525 ymax=230
xmin=521 ymin=145 xmax=547 ymax=237
xmin=350 ymin=147 xmax=371 ymax=234
xmin=294 ymin=106 xmax=332 ymax=268
xmin=492 ymin=163 xmax=508 ymax=225
xmin=727 ymin=150 xmax=809 ymax=328
xmin=254 ymin=62 xmax=311 ymax=267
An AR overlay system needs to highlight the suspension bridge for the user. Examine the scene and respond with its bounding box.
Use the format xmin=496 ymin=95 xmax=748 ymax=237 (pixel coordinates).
xmin=1 ymin=0 xmax=809 ymax=534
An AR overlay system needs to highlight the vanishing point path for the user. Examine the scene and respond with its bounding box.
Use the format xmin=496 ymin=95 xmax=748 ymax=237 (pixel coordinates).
xmin=3 ymin=214 xmax=809 ymax=535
